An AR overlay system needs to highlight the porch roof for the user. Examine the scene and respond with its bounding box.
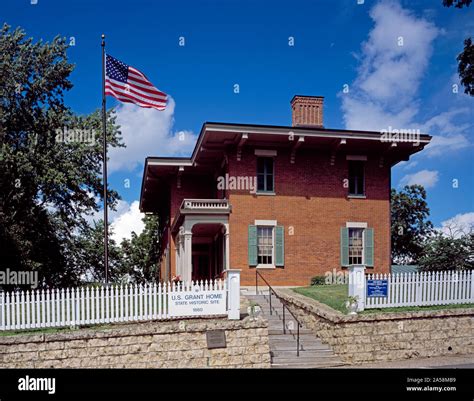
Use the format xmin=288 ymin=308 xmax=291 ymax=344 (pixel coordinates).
xmin=140 ymin=122 xmax=432 ymax=213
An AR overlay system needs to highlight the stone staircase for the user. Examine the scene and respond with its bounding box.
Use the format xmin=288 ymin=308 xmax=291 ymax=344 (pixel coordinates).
xmin=247 ymin=293 xmax=345 ymax=368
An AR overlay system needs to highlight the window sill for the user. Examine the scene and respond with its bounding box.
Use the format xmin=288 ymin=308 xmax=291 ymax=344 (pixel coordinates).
xmin=255 ymin=265 xmax=276 ymax=269
xmin=347 ymin=195 xmax=366 ymax=199
xmin=255 ymin=191 xmax=276 ymax=196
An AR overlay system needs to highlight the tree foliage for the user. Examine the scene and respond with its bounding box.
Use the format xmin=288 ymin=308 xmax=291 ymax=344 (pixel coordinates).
xmin=419 ymin=232 xmax=474 ymax=271
xmin=0 ymin=24 xmax=123 ymax=287
xmin=443 ymin=0 xmax=474 ymax=96
xmin=457 ymin=37 xmax=474 ymax=96
xmin=391 ymin=185 xmax=433 ymax=264
xmin=120 ymin=215 xmax=161 ymax=283
xmin=442 ymin=0 xmax=472 ymax=8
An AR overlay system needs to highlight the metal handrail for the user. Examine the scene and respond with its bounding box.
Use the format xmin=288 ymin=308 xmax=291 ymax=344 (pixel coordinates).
xmin=256 ymin=270 xmax=302 ymax=357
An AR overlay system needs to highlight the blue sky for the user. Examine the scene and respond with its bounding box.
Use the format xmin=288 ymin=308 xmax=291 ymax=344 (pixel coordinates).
xmin=3 ymin=0 xmax=473 ymax=239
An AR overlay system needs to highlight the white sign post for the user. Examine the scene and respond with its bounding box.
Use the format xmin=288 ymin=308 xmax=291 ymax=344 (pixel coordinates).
xmin=348 ymin=265 xmax=366 ymax=312
xmin=226 ymin=269 xmax=241 ymax=320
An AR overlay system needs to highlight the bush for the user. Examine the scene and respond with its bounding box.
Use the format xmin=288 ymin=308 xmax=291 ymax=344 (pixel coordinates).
xmin=311 ymin=276 xmax=326 ymax=286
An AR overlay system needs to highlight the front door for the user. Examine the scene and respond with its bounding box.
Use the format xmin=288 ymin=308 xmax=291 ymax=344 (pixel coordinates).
xmin=192 ymin=253 xmax=210 ymax=281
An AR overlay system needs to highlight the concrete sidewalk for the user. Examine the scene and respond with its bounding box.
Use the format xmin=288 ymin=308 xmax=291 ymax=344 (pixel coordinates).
xmin=348 ymin=354 xmax=474 ymax=369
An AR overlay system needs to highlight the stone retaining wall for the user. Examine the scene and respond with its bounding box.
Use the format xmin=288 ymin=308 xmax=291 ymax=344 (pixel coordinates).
xmin=275 ymin=288 xmax=474 ymax=364
xmin=0 ymin=317 xmax=271 ymax=368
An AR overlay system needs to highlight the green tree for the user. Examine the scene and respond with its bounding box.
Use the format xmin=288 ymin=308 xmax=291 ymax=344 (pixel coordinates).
xmin=120 ymin=215 xmax=161 ymax=283
xmin=391 ymin=185 xmax=433 ymax=264
xmin=419 ymin=232 xmax=474 ymax=271
xmin=67 ymin=220 xmax=125 ymax=284
xmin=443 ymin=0 xmax=474 ymax=96
xmin=457 ymin=37 xmax=474 ymax=96
xmin=0 ymin=24 xmax=123 ymax=287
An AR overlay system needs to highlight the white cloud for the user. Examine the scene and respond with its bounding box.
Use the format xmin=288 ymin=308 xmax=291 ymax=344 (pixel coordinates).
xmin=399 ymin=169 xmax=439 ymax=189
xmin=110 ymin=201 xmax=145 ymax=243
xmin=109 ymin=97 xmax=197 ymax=173
xmin=398 ymin=160 xmax=418 ymax=170
xmin=420 ymin=109 xmax=471 ymax=156
xmin=83 ymin=198 xmax=145 ymax=243
xmin=341 ymin=0 xmax=471 ymax=155
xmin=342 ymin=0 xmax=439 ymax=130
xmin=437 ymin=212 xmax=474 ymax=238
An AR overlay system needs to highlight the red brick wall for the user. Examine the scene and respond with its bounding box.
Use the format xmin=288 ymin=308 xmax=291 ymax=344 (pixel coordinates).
xmin=227 ymin=148 xmax=391 ymax=286
xmin=165 ymin=175 xmax=216 ymax=280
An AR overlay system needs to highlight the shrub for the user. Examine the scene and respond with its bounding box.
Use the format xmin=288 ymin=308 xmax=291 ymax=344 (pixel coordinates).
xmin=311 ymin=276 xmax=326 ymax=286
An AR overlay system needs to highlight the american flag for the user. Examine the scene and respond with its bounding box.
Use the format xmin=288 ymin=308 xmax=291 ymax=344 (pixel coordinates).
xmin=105 ymin=54 xmax=167 ymax=110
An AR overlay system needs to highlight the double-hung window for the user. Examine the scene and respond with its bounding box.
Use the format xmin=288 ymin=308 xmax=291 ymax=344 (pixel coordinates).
xmin=348 ymin=228 xmax=364 ymax=265
xmin=257 ymin=157 xmax=274 ymax=193
xmin=257 ymin=226 xmax=274 ymax=265
xmin=341 ymin=224 xmax=374 ymax=267
xmin=348 ymin=161 xmax=364 ymax=196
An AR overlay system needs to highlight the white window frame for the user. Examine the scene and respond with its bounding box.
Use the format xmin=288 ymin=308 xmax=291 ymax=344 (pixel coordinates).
xmin=255 ymin=220 xmax=277 ymax=269
xmin=346 ymin=222 xmax=367 ymax=266
xmin=256 ymin=156 xmax=275 ymax=194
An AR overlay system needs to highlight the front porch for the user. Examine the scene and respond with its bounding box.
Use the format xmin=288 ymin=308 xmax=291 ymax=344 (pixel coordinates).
xmin=172 ymin=199 xmax=232 ymax=283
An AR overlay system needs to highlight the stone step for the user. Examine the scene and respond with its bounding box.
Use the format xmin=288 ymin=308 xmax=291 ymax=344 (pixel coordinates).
xmin=272 ymin=350 xmax=336 ymax=358
xmin=271 ymin=360 xmax=346 ymax=369
xmin=269 ymin=341 xmax=329 ymax=349
xmin=246 ymin=294 xmax=345 ymax=368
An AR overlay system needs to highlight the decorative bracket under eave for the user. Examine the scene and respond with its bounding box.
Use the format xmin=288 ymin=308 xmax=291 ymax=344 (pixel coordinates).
xmin=177 ymin=166 xmax=184 ymax=189
xmin=330 ymin=138 xmax=346 ymax=166
xmin=290 ymin=136 xmax=305 ymax=164
xmin=236 ymin=133 xmax=248 ymax=161
xmin=379 ymin=142 xmax=397 ymax=168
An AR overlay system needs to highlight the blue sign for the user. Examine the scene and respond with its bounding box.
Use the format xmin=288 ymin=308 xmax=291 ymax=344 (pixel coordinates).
xmin=367 ymin=279 xmax=388 ymax=297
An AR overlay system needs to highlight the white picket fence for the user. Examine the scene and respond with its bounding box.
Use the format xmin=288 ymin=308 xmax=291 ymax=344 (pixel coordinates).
xmin=365 ymin=270 xmax=474 ymax=309
xmin=0 ymin=280 xmax=227 ymax=331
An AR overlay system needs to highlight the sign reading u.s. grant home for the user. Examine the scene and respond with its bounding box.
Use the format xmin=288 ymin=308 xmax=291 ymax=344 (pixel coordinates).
xmin=168 ymin=285 xmax=227 ymax=317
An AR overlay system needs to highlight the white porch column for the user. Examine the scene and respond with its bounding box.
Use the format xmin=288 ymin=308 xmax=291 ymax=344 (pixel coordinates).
xmin=183 ymin=232 xmax=193 ymax=284
xmin=348 ymin=265 xmax=366 ymax=311
xmin=226 ymin=269 xmax=241 ymax=320
xmin=175 ymin=235 xmax=181 ymax=278
xmin=224 ymin=224 xmax=230 ymax=271
xmin=179 ymin=234 xmax=184 ymax=278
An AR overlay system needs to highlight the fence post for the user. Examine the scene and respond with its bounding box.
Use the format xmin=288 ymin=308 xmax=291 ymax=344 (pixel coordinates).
xmin=225 ymin=269 xmax=241 ymax=320
xmin=348 ymin=265 xmax=366 ymax=311
xmin=470 ymin=270 xmax=474 ymax=303
xmin=0 ymin=290 xmax=4 ymax=331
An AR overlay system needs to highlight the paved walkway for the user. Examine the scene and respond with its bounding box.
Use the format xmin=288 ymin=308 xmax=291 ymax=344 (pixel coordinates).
xmin=247 ymin=293 xmax=345 ymax=368
xmin=349 ymin=354 xmax=474 ymax=369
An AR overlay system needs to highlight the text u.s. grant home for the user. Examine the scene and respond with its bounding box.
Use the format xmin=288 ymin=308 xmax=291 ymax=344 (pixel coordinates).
xmin=140 ymin=95 xmax=430 ymax=285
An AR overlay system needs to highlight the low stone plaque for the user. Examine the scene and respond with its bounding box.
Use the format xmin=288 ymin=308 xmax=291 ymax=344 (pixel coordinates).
xmin=206 ymin=330 xmax=226 ymax=349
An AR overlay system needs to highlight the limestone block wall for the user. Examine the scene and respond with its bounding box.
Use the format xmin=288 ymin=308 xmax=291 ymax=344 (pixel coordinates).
xmin=275 ymin=288 xmax=474 ymax=364
xmin=0 ymin=317 xmax=271 ymax=368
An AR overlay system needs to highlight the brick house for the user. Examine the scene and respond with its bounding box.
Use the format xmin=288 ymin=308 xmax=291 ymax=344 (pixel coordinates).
xmin=139 ymin=96 xmax=431 ymax=286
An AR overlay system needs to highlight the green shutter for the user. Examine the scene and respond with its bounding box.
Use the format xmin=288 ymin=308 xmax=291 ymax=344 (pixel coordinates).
xmin=275 ymin=226 xmax=284 ymax=267
xmin=248 ymin=225 xmax=257 ymax=266
xmin=340 ymin=227 xmax=349 ymax=267
xmin=364 ymin=228 xmax=374 ymax=267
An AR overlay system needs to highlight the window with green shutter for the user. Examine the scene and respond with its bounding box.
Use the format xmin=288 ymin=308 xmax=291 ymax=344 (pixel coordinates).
xmin=340 ymin=227 xmax=349 ymax=267
xmin=275 ymin=225 xmax=284 ymax=267
xmin=341 ymin=226 xmax=374 ymax=267
xmin=248 ymin=225 xmax=257 ymax=266
xmin=364 ymin=228 xmax=374 ymax=267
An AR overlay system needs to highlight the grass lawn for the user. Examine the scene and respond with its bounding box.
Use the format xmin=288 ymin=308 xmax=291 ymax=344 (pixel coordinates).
xmin=293 ymin=285 xmax=474 ymax=315
xmin=293 ymin=285 xmax=348 ymax=313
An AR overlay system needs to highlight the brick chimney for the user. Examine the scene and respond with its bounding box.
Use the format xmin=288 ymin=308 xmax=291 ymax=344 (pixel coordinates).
xmin=290 ymin=95 xmax=324 ymax=127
